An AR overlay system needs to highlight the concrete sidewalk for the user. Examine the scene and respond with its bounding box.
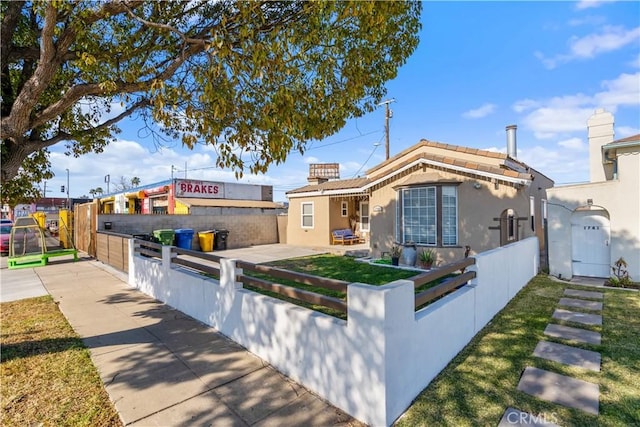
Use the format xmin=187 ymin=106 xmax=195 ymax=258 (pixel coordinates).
xmin=2 ymin=257 xmax=360 ymax=426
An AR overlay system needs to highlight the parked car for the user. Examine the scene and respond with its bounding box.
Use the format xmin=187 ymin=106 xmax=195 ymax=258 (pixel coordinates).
xmin=0 ymin=224 xmax=12 ymax=255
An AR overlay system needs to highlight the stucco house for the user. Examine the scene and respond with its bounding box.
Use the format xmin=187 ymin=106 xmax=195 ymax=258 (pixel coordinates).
xmin=286 ymin=127 xmax=554 ymax=265
xmin=547 ymin=109 xmax=640 ymax=282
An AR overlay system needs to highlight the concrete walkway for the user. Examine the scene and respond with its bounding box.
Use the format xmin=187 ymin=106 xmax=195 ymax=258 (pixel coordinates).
xmin=1 ymin=256 xmax=361 ymax=426
xmin=500 ymin=280 xmax=605 ymax=425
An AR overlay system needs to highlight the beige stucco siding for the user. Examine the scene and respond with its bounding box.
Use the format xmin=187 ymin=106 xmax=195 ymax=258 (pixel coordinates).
xmin=369 ymin=167 xmax=542 ymax=264
xmin=286 ymin=196 xmax=332 ymax=246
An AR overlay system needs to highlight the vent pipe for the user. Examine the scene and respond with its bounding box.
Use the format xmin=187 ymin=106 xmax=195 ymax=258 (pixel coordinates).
xmin=506 ymin=125 xmax=517 ymax=158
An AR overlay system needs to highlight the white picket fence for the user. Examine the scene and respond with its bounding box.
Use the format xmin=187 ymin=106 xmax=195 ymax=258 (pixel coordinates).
xmin=128 ymin=237 xmax=539 ymax=427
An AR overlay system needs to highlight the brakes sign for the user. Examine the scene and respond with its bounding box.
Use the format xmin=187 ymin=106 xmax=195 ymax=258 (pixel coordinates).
xmin=175 ymin=179 xmax=223 ymax=198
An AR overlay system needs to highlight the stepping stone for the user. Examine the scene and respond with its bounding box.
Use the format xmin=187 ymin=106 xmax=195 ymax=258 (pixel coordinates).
xmin=533 ymin=340 xmax=601 ymax=371
xmin=517 ymin=366 xmax=599 ymax=415
xmin=498 ymin=407 xmax=561 ymax=427
xmin=558 ymin=297 xmax=603 ymax=311
xmin=544 ymin=323 xmax=601 ymax=345
xmin=564 ymin=289 xmax=603 ymax=300
xmin=553 ymin=308 xmax=602 ymax=326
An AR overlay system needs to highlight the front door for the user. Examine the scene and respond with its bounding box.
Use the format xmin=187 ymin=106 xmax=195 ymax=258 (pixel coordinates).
xmin=571 ymin=210 xmax=610 ymax=278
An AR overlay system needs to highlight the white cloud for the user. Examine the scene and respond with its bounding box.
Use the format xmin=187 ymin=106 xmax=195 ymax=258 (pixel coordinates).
xmin=558 ymin=137 xmax=586 ymax=150
xmin=303 ymin=156 xmax=320 ymax=164
xmin=568 ymin=15 xmax=607 ymax=27
xmin=616 ymin=126 xmax=640 ymax=137
xmin=536 ymin=26 xmax=640 ymax=69
xmin=523 ymin=107 xmax=595 ymax=139
xmin=630 ymin=53 xmax=640 ymax=68
xmin=514 ymin=71 xmax=638 ymax=139
xmin=575 ymin=0 xmax=617 ymax=11
xmin=512 ymin=99 xmax=540 ymax=113
xmin=462 ymin=103 xmax=496 ymax=119
xmin=595 ymin=72 xmax=640 ymax=108
xmin=518 ymin=145 xmax=589 ymax=185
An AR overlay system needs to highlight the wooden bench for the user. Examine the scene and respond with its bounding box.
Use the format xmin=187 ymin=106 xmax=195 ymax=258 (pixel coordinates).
xmin=331 ymin=228 xmax=363 ymax=245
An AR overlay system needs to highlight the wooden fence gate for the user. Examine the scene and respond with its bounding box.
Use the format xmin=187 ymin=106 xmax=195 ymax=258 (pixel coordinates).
xmin=74 ymin=201 xmax=98 ymax=257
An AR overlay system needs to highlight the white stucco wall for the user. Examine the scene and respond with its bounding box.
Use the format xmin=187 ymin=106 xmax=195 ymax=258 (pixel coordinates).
xmin=128 ymin=237 xmax=539 ymax=426
xmin=547 ymin=177 xmax=640 ymax=281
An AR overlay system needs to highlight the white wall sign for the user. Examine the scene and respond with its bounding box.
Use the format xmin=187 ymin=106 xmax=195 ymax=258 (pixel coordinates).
xmin=175 ymin=179 xmax=224 ymax=199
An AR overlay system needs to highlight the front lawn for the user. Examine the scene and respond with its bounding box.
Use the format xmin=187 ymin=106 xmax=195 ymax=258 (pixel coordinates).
xmin=245 ymin=254 xmax=420 ymax=319
xmin=395 ymin=275 xmax=640 ymax=427
xmin=1 ymin=296 xmax=122 ymax=426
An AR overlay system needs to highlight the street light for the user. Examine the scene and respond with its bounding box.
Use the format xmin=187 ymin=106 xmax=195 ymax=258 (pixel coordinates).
xmin=66 ymin=168 xmax=70 ymax=210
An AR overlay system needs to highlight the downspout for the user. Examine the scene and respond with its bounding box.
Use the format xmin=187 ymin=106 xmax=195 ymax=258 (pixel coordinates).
xmin=602 ymin=147 xmax=618 ymax=180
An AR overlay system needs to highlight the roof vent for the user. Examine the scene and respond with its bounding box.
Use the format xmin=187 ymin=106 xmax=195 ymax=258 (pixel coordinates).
xmin=506 ymin=125 xmax=517 ymax=158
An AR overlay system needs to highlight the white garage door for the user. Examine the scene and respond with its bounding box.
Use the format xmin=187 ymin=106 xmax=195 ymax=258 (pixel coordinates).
xmin=571 ymin=211 xmax=611 ymax=278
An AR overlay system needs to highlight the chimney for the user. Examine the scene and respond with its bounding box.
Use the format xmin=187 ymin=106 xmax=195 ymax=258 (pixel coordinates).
xmin=506 ymin=125 xmax=517 ymax=158
xmin=587 ymin=108 xmax=614 ymax=183
xmin=307 ymin=177 xmax=329 ymax=185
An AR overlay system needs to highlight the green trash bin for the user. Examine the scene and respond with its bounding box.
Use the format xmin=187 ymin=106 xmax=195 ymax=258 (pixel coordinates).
xmin=153 ymin=229 xmax=175 ymax=246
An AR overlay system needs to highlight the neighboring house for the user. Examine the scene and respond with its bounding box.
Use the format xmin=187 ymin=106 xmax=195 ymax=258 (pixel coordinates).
xmin=547 ymin=109 xmax=640 ymax=282
xmin=286 ymin=127 xmax=554 ymax=265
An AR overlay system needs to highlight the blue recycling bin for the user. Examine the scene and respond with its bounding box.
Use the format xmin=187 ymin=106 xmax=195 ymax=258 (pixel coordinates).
xmin=174 ymin=228 xmax=194 ymax=250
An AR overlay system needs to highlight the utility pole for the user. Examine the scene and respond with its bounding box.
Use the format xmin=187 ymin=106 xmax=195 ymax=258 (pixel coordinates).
xmin=65 ymin=168 xmax=70 ymax=210
xmin=378 ymin=99 xmax=395 ymax=160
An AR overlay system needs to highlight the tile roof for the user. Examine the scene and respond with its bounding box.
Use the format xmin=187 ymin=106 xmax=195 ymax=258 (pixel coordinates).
xmin=286 ymin=178 xmax=369 ymax=195
xmin=367 ymin=151 xmax=532 ymax=183
xmin=610 ymin=133 xmax=640 ymax=144
xmin=287 ymin=138 xmax=534 ymax=196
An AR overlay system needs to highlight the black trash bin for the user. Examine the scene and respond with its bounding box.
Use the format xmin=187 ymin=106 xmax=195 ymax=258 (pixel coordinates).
xmin=213 ymin=229 xmax=229 ymax=250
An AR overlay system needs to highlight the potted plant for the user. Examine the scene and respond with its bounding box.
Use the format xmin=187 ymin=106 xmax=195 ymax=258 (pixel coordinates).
xmin=389 ymin=244 xmax=402 ymax=266
xmin=418 ymin=248 xmax=435 ymax=269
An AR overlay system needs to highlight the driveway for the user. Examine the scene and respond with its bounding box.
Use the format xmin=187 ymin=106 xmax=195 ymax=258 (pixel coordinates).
xmin=214 ymin=243 xmax=330 ymax=264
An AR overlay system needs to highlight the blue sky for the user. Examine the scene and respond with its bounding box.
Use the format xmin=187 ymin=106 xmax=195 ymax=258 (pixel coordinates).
xmin=49 ymin=0 xmax=639 ymax=202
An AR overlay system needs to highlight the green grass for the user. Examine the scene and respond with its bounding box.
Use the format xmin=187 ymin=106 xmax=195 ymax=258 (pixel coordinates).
xmin=238 ymin=254 xmax=456 ymax=319
xmin=395 ymin=275 xmax=640 ymax=427
xmin=1 ymin=296 xmax=122 ymax=426
xmin=242 ymin=254 xmax=419 ymax=319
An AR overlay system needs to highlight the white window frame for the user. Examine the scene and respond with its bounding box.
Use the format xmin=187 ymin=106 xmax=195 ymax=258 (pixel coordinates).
xmin=301 ymin=202 xmax=314 ymax=229
xmin=341 ymin=201 xmax=348 ymax=217
xmin=441 ymin=186 xmax=458 ymax=246
xmin=359 ymin=201 xmax=370 ymax=232
xmin=541 ymin=199 xmax=547 ymax=229
xmin=396 ymin=185 xmax=458 ymax=246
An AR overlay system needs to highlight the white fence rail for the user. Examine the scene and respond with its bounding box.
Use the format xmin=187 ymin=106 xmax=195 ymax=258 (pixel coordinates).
xmin=128 ymin=237 xmax=539 ymax=426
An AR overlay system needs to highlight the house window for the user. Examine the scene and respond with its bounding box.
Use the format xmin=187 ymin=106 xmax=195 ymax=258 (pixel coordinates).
xmin=360 ymin=201 xmax=370 ymax=232
xmin=529 ymin=196 xmax=535 ymax=232
xmin=442 ymin=186 xmax=458 ymax=245
xmin=397 ymin=185 xmax=458 ymax=246
xmin=341 ymin=201 xmax=348 ymax=217
xmin=507 ymin=209 xmax=516 ymax=241
xmin=541 ymin=199 xmax=547 ymax=229
xmin=301 ymin=202 xmax=314 ymax=228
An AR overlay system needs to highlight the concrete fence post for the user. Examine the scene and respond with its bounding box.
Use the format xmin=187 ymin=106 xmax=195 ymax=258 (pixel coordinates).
xmin=127 ymin=238 xmax=136 ymax=287
xmin=346 ymin=280 xmax=414 ymax=427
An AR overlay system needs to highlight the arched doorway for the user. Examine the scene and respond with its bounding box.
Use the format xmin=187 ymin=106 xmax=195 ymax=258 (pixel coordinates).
xmin=571 ymin=207 xmax=611 ymax=278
